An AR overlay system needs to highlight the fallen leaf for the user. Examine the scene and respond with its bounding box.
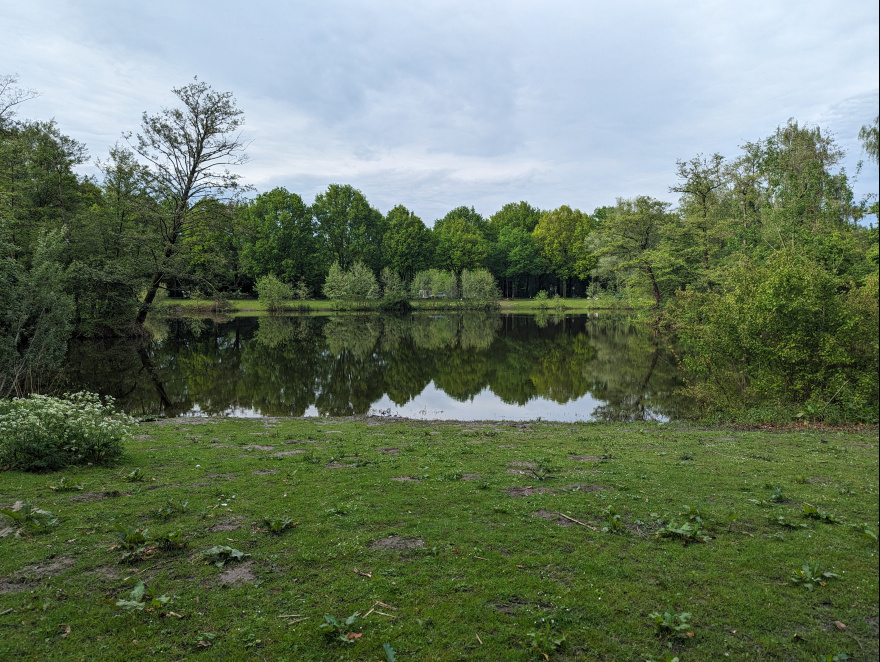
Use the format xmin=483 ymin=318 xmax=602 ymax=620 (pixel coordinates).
xmin=834 ymin=620 xmax=847 ymax=630
xmin=166 ymin=612 xmax=184 ymax=619
xmin=346 ymin=632 xmax=363 ymax=640
xmin=58 ymin=624 xmax=71 ymax=637
xmin=197 ymin=641 xmax=211 ymax=647
xmin=11 ymin=501 xmax=23 ymax=512
xmin=686 ymin=631 xmax=695 ymax=638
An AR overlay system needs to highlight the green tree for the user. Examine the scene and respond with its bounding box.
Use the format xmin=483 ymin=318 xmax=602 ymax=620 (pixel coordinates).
xmin=313 ymin=184 xmax=383 ymax=272
xmin=382 ymin=204 xmax=432 ymax=281
xmin=127 ymin=79 xmax=249 ymax=326
xmin=532 ymin=205 xmax=595 ymax=297
xmin=238 ymin=187 xmax=324 ymax=292
xmin=255 ymin=274 xmax=293 ymax=312
xmin=859 ymin=115 xmax=878 ymax=164
xmin=432 ymin=207 xmax=488 ymax=275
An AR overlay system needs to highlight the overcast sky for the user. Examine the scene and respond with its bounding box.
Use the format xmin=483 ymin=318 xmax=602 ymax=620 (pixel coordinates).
xmin=3 ymin=0 xmax=878 ymax=223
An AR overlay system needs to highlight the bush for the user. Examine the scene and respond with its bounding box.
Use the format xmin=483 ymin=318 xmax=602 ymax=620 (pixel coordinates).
xmin=0 ymin=392 xmax=136 ymax=472
xmin=255 ymin=274 xmax=293 ymax=312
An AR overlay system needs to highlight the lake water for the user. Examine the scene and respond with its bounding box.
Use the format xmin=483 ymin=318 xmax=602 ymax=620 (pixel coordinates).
xmin=58 ymin=313 xmax=692 ymax=421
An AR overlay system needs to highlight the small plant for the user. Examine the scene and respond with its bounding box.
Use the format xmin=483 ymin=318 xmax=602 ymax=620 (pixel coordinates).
xmin=601 ymin=505 xmax=625 ymax=534
xmin=261 ymin=516 xmax=297 ymax=534
xmin=790 ymin=560 xmax=840 ymax=590
xmin=794 ymin=474 xmax=808 ymax=484
xmin=0 ymin=501 xmax=58 ymax=533
xmin=114 ymin=524 xmax=149 ymax=550
xmin=649 ymin=610 xmax=694 ymax=638
xmin=533 ymin=290 xmax=550 ymax=309
xmin=122 ymin=468 xmax=146 ymax=483
xmin=319 ymin=612 xmax=361 ymax=643
xmin=155 ymin=530 xmax=187 ymax=552
xmin=195 ymin=632 xmax=216 ymax=648
xmin=114 ymin=581 xmax=172 ymax=612
xmin=600 ymin=448 xmax=615 ymax=461
xmin=769 ymin=515 xmax=807 ymax=529
xmin=46 ymin=477 xmax=84 ymax=492
xmin=803 ymin=504 xmax=840 ymax=523
xmin=527 ymin=616 xmax=566 ymax=660
xmin=383 ymin=642 xmax=397 ymax=662
xmin=657 ymin=520 xmax=710 ymax=544
xmin=155 ymin=499 xmax=188 ymax=520
xmin=849 ymin=522 xmax=877 ymax=542
xmin=202 ymin=545 xmax=249 ymax=568
xmin=817 ymin=654 xmax=850 ymax=661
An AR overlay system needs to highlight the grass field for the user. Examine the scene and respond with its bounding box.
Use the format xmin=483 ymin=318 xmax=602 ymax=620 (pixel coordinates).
xmin=1 ymin=419 xmax=877 ymax=661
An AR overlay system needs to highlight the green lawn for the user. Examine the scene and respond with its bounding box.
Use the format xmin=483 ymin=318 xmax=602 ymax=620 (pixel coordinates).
xmin=1 ymin=419 xmax=876 ymax=661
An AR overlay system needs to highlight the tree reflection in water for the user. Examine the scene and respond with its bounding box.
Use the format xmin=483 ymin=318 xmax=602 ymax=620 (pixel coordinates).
xmin=57 ymin=314 xmax=693 ymax=420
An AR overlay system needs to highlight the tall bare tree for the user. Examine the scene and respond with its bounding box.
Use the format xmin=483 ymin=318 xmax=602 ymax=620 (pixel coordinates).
xmin=127 ymin=78 xmax=249 ymax=325
xmin=0 ymin=74 xmax=39 ymax=126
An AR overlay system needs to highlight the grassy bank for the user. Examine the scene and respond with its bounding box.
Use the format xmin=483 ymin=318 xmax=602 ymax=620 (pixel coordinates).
xmin=158 ymin=295 xmax=646 ymax=316
xmin=1 ymin=419 xmax=876 ymax=661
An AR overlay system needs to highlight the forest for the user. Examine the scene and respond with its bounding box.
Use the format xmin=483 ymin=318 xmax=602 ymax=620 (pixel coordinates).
xmin=1 ymin=77 xmax=878 ymax=421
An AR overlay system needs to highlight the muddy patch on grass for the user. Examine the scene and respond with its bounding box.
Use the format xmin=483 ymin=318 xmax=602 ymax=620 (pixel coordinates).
xmin=498 ymin=445 xmax=516 ymax=449
xmin=67 ymin=490 xmax=127 ymax=503
xmin=283 ymin=439 xmax=323 ymax=445
xmin=218 ymin=561 xmax=256 ymax=585
xmin=461 ymin=474 xmax=483 ymax=481
xmin=208 ymin=517 xmax=244 ymax=533
xmin=86 ymin=566 xmax=119 ymax=581
xmin=15 ymin=556 xmax=76 ymax=580
xmin=390 ymin=476 xmax=421 ymax=482
xmin=203 ymin=472 xmax=237 ymax=481
xmin=242 ymin=445 xmax=275 ymax=451
xmin=272 ymin=450 xmax=306 ymax=457
xmin=491 ymin=597 xmax=530 ymax=615
xmin=210 ymin=443 xmax=235 ymax=448
xmin=325 ymin=462 xmax=357 ymax=469
xmin=570 ymin=455 xmax=603 ymax=461
xmin=368 ymin=536 xmax=425 ymax=551
xmin=375 ymin=447 xmax=400 ymax=455
xmin=532 ymin=510 xmax=572 ymax=527
xmin=133 ymin=434 xmax=153 ymax=441
xmin=508 ymin=461 xmax=537 ymax=468
xmin=504 ymin=483 xmax=608 ymax=498
xmin=251 ymin=469 xmax=279 ymax=476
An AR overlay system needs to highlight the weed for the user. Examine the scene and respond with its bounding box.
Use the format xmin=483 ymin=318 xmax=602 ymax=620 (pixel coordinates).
xmin=46 ymin=477 xmax=84 ymax=492
xmin=202 ymin=545 xmax=249 ymax=568
xmin=0 ymin=501 xmax=58 ymax=533
xmin=817 ymin=655 xmax=850 ymax=661
xmin=849 ymin=522 xmax=877 ymax=542
xmin=790 ymin=560 xmax=840 ymax=590
xmin=195 ymin=633 xmax=216 ymax=648
xmin=155 ymin=530 xmax=187 ymax=552
xmin=794 ymin=474 xmax=808 ymax=484
xmin=601 ymin=505 xmax=626 ymax=534
xmin=679 ymin=453 xmax=695 ymax=461
xmin=657 ymin=520 xmax=710 ymax=544
xmin=649 ymin=610 xmax=695 ymax=638
xmin=383 ymin=642 xmax=397 ymax=662
xmin=114 ymin=581 xmax=172 ymax=612
xmin=320 ymin=612 xmax=361 ymax=643
xmin=155 ymin=498 xmax=188 ymax=520
xmin=527 ymin=616 xmax=566 ymax=660
xmin=803 ymin=504 xmax=841 ymax=523
xmin=122 ymin=468 xmax=146 ymax=483
xmin=261 ymin=516 xmax=297 ymax=534
xmin=769 ymin=515 xmax=807 ymax=529
xmin=600 ymin=448 xmax=615 ymax=460
xmin=114 ymin=524 xmax=149 ymax=550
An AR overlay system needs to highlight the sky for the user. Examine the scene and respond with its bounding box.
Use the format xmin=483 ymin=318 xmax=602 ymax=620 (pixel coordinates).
xmin=2 ymin=0 xmax=878 ymax=223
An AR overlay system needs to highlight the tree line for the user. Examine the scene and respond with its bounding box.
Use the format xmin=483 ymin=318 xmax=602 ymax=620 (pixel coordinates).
xmin=1 ymin=76 xmax=878 ymax=419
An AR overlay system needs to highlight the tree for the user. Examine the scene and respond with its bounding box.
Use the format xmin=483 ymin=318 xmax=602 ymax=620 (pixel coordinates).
xmin=382 ymin=204 xmax=432 ymax=281
xmin=313 ymin=184 xmax=383 ymax=273
xmin=432 ymin=207 xmax=488 ymax=275
xmin=532 ymin=205 xmax=595 ymax=297
xmin=859 ymin=115 xmax=878 ymax=164
xmin=126 ymin=78 xmax=249 ymax=325
xmin=0 ymin=74 xmax=39 ymax=127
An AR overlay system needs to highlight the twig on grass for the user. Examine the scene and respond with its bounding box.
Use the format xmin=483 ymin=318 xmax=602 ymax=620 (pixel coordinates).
xmin=556 ymin=512 xmax=597 ymax=530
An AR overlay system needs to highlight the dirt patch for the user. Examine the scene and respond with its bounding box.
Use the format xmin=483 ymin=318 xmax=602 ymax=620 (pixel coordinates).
xmin=208 ymin=517 xmax=244 ymax=533
xmin=461 ymin=474 xmax=483 ymax=481
xmin=210 ymin=443 xmax=235 ymax=448
xmin=375 ymin=448 xmax=400 ymax=455
xmin=203 ymin=473 xmax=237 ymax=481
xmin=0 ymin=526 xmax=15 ymax=538
xmin=15 ymin=556 xmax=75 ymax=580
xmin=218 ymin=561 xmax=256 ymax=585
xmin=251 ymin=469 xmax=279 ymax=476
xmin=492 ymin=596 xmax=530 ymax=615
xmin=86 ymin=566 xmax=119 ymax=581
xmin=242 ymin=445 xmax=275 ymax=451
xmin=506 ymin=469 xmax=532 ymax=476
xmin=272 ymin=450 xmax=306 ymax=457
xmin=498 ymin=445 xmax=516 ymax=449
xmin=504 ymin=483 xmax=608 ymax=498
xmin=532 ymin=510 xmax=572 ymax=526
xmin=368 ymin=536 xmax=425 ymax=551
xmin=390 ymin=476 xmax=421 ymax=482
xmin=570 ymin=455 xmax=603 ymax=461
xmin=67 ymin=492 xmax=106 ymax=503
xmin=325 ymin=462 xmax=357 ymax=469
xmin=283 ymin=439 xmax=323 ymax=445
xmin=133 ymin=434 xmax=153 ymax=441
xmin=508 ymin=461 xmax=537 ymax=468
xmin=714 ymin=437 xmax=738 ymax=442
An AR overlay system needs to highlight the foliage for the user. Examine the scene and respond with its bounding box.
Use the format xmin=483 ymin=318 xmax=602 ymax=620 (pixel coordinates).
xmin=460 ymin=267 xmax=500 ymax=302
xmin=319 ymin=611 xmax=361 ymax=643
xmin=0 ymin=501 xmax=58 ymax=533
xmin=202 ymin=545 xmax=249 ymax=568
xmin=649 ymin=610 xmax=694 ymax=638
xmin=0 ymin=392 xmax=134 ymax=471
xmin=114 ymin=581 xmax=172 ymax=612
xmin=790 ymin=561 xmax=840 ymax=590
xmin=261 ymin=516 xmax=297 ymax=534
xmin=255 ymin=274 xmax=293 ymax=312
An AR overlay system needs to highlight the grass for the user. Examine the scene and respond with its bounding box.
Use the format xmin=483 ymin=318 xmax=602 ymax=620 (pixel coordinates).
xmin=157 ymin=294 xmax=650 ymax=316
xmin=1 ymin=419 xmax=877 ymax=661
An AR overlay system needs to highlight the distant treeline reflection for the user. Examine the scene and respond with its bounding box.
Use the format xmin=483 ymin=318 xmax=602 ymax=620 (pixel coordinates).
xmin=59 ymin=314 xmax=691 ymax=420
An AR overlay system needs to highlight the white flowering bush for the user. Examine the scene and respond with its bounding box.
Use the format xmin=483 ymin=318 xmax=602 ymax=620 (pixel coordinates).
xmin=0 ymin=392 xmax=136 ymax=472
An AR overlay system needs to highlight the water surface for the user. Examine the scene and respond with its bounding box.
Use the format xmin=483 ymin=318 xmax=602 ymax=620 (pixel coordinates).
xmin=59 ymin=313 xmax=692 ymax=421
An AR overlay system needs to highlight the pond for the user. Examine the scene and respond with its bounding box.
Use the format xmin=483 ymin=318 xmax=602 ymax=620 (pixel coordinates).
xmin=57 ymin=313 xmax=693 ymax=421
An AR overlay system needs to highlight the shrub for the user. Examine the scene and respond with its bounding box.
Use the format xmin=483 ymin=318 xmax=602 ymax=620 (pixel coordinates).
xmin=0 ymin=392 xmax=135 ymax=471
xmin=255 ymin=274 xmax=293 ymax=312
xmin=460 ymin=268 xmax=500 ymax=301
